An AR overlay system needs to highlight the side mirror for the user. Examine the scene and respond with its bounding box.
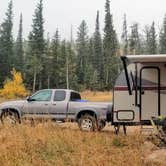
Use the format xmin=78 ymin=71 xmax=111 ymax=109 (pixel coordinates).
xmin=26 ymin=96 xmax=32 ymax=102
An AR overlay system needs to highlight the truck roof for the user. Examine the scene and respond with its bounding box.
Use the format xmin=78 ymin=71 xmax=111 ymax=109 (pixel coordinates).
xmin=41 ymin=89 xmax=79 ymax=93
xmin=125 ymin=54 xmax=166 ymax=63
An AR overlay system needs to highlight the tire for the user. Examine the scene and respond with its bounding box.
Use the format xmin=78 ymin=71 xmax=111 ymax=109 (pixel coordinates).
xmin=78 ymin=114 xmax=97 ymax=132
xmin=1 ymin=110 xmax=20 ymax=125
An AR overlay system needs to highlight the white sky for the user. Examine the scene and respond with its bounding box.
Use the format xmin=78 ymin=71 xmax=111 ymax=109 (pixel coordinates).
xmin=0 ymin=0 xmax=166 ymax=40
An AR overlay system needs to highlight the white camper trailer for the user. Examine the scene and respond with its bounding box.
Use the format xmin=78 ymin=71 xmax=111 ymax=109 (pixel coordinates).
xmin=113 ymin=55 xmax=166 ymax=126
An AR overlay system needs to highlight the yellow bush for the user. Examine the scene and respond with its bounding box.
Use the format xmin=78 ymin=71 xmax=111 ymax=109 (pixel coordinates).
xmin=0 ymin=68 xmax=29 ymax=99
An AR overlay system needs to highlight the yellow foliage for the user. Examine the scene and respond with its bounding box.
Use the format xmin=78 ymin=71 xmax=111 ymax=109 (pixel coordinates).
xmin=0 ymin=68 xmax=28 ymax=99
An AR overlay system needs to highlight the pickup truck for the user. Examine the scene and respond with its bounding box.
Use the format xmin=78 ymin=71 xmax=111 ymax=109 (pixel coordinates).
xmin=0 ymin=89 xmax=112 ymax=131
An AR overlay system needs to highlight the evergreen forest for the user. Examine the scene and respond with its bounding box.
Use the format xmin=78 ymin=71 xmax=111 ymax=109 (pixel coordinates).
xmin=0 ymin=0 xmax=165 ymax=91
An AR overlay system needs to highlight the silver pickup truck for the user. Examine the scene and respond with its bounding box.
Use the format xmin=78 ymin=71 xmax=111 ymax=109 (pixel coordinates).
xmin=0 ymin=89 xmax=112 ymax=131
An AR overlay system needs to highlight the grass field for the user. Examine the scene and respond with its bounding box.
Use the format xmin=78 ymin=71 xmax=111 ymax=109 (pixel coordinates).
xmin=81 ymin=91 xmax=112 ymax=102
xmin=0 ymin=91 xmax=156 ymax=166
xmin=0 ymin=123 xmax=146 ymax=166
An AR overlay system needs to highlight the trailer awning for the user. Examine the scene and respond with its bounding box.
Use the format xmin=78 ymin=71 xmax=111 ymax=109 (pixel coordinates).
xmin=125 ymin=55 xmax=166 ymax=63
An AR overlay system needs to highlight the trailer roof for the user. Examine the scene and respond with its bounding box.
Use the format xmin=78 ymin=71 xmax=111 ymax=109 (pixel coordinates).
xmin=125 ymin=54 xmax=166 ymax=63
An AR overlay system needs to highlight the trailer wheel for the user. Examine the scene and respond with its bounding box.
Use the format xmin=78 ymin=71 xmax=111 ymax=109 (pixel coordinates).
xmin=1 ymin=110 xmax=20 ymax=125
xmin=78 ymin=114 xmax=97 ymax=131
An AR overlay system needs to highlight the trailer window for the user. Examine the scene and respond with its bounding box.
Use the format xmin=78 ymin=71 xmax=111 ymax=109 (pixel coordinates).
xmin=115 ymin=71 xmax=127 ymax=86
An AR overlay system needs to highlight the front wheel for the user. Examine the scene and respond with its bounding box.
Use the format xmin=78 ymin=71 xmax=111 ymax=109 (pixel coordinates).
xmin=1 ymin=110 xmax=20 ymax=125
xmin=78 ymin=114 xmax=97 ymax=131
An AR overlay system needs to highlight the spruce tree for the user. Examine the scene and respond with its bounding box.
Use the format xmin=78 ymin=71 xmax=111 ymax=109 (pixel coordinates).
xmin=50 ymin=29 xmax=61 ymax=88
xmin=159 ymin=14 xmax=166 ymax=53
xmin=84 ymin=38 xmax=99 ymax=90
xmin=144 ymin=25 xmax=151 ymax=54
xmin=129 ymin=23 xmax=141 ymax=54
xmin=121 ymin=14 xmax=128 ymax=55
xmin=76 ymin=20 xmax=89 ymax=87
xmin=148 ymin=22 xmax=157 ymax=54
xmin=43 ymin=33 xmax=52 ymax=88
xmin=103 ymin=0 xmax=118 ymax=89
xmin=66 ymin=42 xmax=78 ymax=90
xmin=93 ymin=11 xmax=103 ymax=88
xmin=58 ymin=40 xmax=67 ymax=88
xmin=0 ymin=0 xmax=13 ymax=86
xmin=27 ymin=0 xmax=45 ymax=91
xmin=15 ymin=14 xmax=24 ymax=73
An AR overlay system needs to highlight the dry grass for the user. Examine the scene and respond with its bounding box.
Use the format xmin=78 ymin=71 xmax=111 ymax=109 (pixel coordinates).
xmin=0 ymin=123 xmax=146 ymax=166
xmin=0 ymin=91 xmax=153 ymax=166
xmin=81 ymin=91 xmax=112 ymax=102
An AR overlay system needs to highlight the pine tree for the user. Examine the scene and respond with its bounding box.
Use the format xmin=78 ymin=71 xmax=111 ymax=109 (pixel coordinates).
xmin=144 ymin=25 xmax=151 ymax=54
xmin=76 ymin=20 xmax=89 ymax=87
xmin=103 ymin=0 xmax=118 ymax=89
xmin=121 ymin=14 xmax=128 ymax=55
xmin=93 ymin=11 xmax=103 ymax=88
xmin=26 ymin=0 xmax=45 ymax=91
xmin=129 ymin=23 xmax=141 ymax=54
xmin=15 ymin=14 xmax=24 ymax=72
xmin=50 ymin=29 xmax=61 ymax=88
xmin=84 ymin=38 xmax=99 ymax=90
xmin=0 ymin=0 xmax=13 ymax=86
xmin=66 ymin=42 xmax=78 ymax=90
xmin=159 ymin=14 xmax=166 ymax=53
xmin=43 ymin=33 xmax=52 ymax=88
xmin=147 ymin=22 xmax=157 ymax=54
xmin=58 ymin=40 xmax=67 ymax=88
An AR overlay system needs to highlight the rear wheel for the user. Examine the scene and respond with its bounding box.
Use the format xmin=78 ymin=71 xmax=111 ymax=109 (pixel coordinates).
xmin=1 ymin=110 xmax=20 ymax=125
xmin=78 ymin=114 xmax=97 ymax=131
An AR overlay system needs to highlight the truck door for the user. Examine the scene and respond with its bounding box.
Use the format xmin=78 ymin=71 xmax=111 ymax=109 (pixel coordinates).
xmin=140 ymin=67 xmax=160 ymax=121
xmin=50 ymin=90 xmax=68 ymax=120
xmin=23 ymin=90 xmax=52 ymax=117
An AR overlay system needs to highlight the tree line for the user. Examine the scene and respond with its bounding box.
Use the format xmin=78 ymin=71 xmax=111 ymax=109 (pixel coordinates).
xmin=0 ymin=0 xmax=166 ymax=92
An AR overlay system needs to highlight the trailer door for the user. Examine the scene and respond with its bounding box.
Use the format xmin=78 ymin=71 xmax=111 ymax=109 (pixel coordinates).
xmin=140 ymin=67 xmax=160 ymax=121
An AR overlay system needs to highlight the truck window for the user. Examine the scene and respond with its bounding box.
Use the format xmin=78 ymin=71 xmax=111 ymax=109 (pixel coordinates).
xmin=70 ymin=92 xmax=81 ymax=101
xmin=54 ymin=90 xmax=66 ymax=101
xmin=31 ymin=90 xmax=52 ymax=101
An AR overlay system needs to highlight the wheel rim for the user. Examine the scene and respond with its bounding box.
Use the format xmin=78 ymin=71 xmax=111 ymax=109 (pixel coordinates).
xmin=2 ymin=112 xmax=17 ymax=125
xmin=81 ymin=118 xmax=93 ymax=131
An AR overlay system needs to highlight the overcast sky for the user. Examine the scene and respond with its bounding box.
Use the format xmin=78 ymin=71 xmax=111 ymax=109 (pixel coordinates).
xmin=0 ymin=0 xmax=166 ymax=40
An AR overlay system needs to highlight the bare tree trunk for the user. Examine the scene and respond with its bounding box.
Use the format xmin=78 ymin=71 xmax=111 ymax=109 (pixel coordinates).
xmin=39 ymin=79 xmax=42 ymax=90
xmin=47 ymin=75 xmax=50 ymax=89
xmin=66 ymin=54 xmax=69 ymax=89
xmin=106 ymin=67 xmax=109 ymax=85
xmin=33 ymin=68 xmax=37 ymax=93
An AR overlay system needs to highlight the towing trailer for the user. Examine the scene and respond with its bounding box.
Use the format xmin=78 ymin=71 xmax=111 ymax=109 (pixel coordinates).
xmin=113 ymin=55 xmax=166 ymax=126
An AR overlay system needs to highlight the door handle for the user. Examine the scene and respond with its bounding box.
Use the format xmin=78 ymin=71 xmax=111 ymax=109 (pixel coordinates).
xmin=52 ymin=103 xmax=56 ymax=106
xmin=45 ymin=104 xmax=48 ymax=106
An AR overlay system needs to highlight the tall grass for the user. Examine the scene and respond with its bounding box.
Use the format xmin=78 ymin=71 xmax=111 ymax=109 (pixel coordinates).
xmin=0 ymin=123 xmax=145 ymax=166
xmin=0 ymin=91 xmax=146 ymax=166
